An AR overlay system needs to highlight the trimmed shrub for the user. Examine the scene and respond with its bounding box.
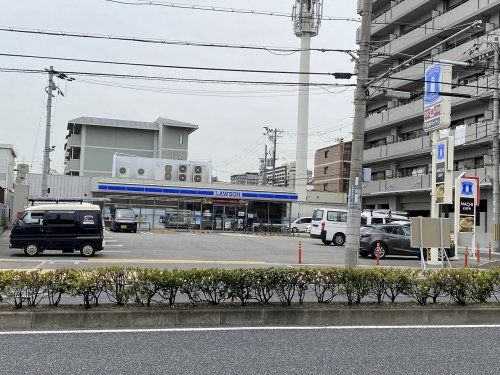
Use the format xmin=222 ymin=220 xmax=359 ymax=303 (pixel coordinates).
xmin=67 ymin=269 xmax=105 ymax=309
xmin=311 ymin=268 xmax=342 ymax=304
xmin=0 ymin=267 xmax=498 ymax=310
xmin=340 ymin=268 xmax=371 ymax=305
xmin=158 ymin=269 xmax=182 ymax=306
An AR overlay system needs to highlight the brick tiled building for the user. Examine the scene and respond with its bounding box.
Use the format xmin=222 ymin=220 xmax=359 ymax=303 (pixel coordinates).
xmin=313 ymin=142 xmax=351 ymax=193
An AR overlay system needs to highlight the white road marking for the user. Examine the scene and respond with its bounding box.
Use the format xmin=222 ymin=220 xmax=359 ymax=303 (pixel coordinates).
xmin=105 ymin=240 xmax=118 ymax=243
xmin=104 ymin=244 xmax=124 ymax=247
xmin=0 ymin=325 xmax=498 ymax=335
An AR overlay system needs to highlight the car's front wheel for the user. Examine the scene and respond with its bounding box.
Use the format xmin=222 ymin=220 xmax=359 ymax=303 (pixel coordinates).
xmin=24 ymin=243 xmax=40 ymax=257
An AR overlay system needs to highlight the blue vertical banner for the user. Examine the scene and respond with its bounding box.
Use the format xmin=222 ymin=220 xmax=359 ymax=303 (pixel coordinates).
xmin=423 ymin=64 xmax=452 ymax=132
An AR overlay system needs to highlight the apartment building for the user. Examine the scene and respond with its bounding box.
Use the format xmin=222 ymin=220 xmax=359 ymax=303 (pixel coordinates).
xmin=313 ymin=142 xmax=352 ymax=193
xmin=230 ymin=172 xmax=260 ymax=185
xmin=261 ymin=162 xmax=312 ymax=187
xmin=363 ymin=0 xmax=500 ymax=232
xmin=64 ymin=116 xmax=198 ymax=177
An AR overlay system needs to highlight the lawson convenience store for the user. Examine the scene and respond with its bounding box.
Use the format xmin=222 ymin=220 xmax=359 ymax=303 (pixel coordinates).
xmin=92 ymin=178 xmax=298 ymax=231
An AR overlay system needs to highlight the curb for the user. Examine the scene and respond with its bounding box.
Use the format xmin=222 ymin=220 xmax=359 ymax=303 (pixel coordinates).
xmin=1 ymin=306 xmax=499 ymax=331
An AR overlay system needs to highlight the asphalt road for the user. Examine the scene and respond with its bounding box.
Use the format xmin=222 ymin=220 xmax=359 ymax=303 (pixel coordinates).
xmin=0 ymin=229 xmax=495 ymax=270
xmin=0 ymin=326 xmax=498 ymax=374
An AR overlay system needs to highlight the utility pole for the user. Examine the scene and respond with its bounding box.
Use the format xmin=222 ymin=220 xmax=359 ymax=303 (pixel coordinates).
xmin=261 ymin=144 xmax=268 ymax=185
xmin=41 ymin=66 xmax=56 ymax=198
xmin=492 ymin=45 xmax=500 ymax=253
xmin=264 ymin=127 xmax=283 ymax=186
xmin=345 ymin=0 xmax=372 ymax=268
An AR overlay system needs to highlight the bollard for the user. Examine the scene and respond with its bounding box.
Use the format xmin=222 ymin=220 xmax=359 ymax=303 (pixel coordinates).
xmin=476 ymin=243 xmax=481 ymax=264
xmin=489 ymin=243 xmax=493 ymax=261
xmin=375 ymin=242 xmax=381 ymax=266
xmin=298 ymin=241 xmax=302 ymax=264
xmin=464 ymin=247 xmax=469 ymax=268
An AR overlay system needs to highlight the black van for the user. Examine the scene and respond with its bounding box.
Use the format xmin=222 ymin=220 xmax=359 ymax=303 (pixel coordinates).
xmin=9 ymin=204 xmax=104 ymax=257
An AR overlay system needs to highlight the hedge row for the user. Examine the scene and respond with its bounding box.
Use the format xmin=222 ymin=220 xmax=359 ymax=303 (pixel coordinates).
xmin=0 ymin=267 xmax=499 ymax=309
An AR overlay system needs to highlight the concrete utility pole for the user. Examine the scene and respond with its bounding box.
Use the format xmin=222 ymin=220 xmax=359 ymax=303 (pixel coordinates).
xmin=492 ymin=46 xmax=500 ymax=252
xmin=264 ymin=127 xmax=283 ymax=186
xmin=292 ymin=0 xmax=322 ymax=202
xmin=344 ymin=0 xmax=372 ymax=268
xmin=261 ymin=144 xmax=268 ymax=185
xmin=41 ymin=66 xmax=56 ymax=198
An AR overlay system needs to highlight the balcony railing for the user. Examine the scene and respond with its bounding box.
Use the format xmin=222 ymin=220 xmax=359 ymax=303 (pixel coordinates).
xmin=363 ymin=167 xmax=491 ymax=196
xmin=363 ymin=122 xmax=491 ymax=164
xmin=370 ymin=0 xmax=498 ymax=69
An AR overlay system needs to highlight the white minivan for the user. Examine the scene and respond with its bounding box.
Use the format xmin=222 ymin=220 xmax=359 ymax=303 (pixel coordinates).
xmin=309 ymin=208 xmax=348 ymax=246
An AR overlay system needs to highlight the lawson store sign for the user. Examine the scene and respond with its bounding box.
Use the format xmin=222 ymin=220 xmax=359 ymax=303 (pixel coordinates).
xmin=97 ymin=183 xmax=298 ymax=202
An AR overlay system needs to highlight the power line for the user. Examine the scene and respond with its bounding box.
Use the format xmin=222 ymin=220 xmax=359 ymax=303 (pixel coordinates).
xmin=0 ymin=52 xmax=355 ymax=77
xmin=103 ymin=0 xmax=360 ymax=22
xmin=0 ymin=26 xmax=355 ymax=54
xmin=0 ymin=67 xmax=357 ymax=87
xmin=75 ymin=77 xmax=351 ymax=98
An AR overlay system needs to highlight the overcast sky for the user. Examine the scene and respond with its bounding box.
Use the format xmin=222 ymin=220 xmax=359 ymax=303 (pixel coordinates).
xmin=0 ymin=0 xmax=357 ymax=181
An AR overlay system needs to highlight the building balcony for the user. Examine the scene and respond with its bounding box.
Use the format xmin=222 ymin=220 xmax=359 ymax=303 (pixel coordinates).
xmin=64 ymin=159 xmax=81 ymax=173
xmin=369 ymin=37 xmax=491 ymax=101
xmin=370 ymin=0 xmax=500 ymax=70
xmin=363 ymin=167 xmax=492 ymax=196
xmin=365 ymin=75 xmax=493 ymax=131
xmin=65 ymin=133 xmax=82 ymax=148
xmin=364 ymin=135 xmax=431 ymax=165
xmin=363 ymin=121 xmax=491 ymax=165
xmin=371 ymin=0 xmax=436 ymax=37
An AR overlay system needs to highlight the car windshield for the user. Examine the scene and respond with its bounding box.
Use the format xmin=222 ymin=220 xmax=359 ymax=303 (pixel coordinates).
xmin=115 ymin=209 xmax=135 ymax=219
xmin=312 ymin=209 xmax=324 ymax=221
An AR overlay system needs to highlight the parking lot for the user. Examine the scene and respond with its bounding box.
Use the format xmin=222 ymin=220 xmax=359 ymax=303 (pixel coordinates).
xmin=0 ymin=229 xmax=477 ymax=270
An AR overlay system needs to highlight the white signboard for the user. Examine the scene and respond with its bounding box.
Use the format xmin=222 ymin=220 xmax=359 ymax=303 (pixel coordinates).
xmin=424 ymin=64 xmax=452 ymax=132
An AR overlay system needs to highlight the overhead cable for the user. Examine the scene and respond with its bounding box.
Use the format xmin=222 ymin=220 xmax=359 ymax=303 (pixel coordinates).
xmin=0 ymin=26 xmax=355 ymax=54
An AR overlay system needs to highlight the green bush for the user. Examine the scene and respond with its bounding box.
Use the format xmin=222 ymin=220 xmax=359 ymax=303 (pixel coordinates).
xmin=0 ymin=267 xmax=498 ymax=310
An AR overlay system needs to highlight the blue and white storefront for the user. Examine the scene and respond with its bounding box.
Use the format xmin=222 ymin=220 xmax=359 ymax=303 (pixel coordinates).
xmin=93 ymin=178 xmax=298 ymax=231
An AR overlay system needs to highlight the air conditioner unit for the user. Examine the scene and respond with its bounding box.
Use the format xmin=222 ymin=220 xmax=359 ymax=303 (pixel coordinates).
xmin=164 ymin=165 xmax=173 ymax=180
xmin=118 ymin=166 xmax=130 ymax=177
xmin=193 ymin=165 xmax=203 ymax=183
xmin=178 ymin=164 xmax=188 ymax=173
xmin=178 ymin=173 xmax=187 ymax=182
xmin=386 ymin=135 xmax=395 ymax=144
xmin=385 ymin=169 xmax=394 ymax=179
xmin=137 ymin=167 xmax=148 ymax=177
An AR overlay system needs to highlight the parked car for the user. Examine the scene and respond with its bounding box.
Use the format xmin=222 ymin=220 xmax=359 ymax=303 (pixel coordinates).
xmin=291 ymin=217 xmax=312 ymax=233
xmin=310 ymin=208 xmax=347 ymax=246
xmin=361 ymin=210 xmax=409 ymax=226
xmin=9 ymin=204 xmax=104 ymax=257
xmin=358 ymin=223 xmax=453 ymax=259
xmin=110 ymin=208 xmax=137 ymax=233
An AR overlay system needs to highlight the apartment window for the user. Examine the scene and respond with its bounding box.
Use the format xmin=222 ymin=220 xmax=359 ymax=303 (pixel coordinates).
xmin=179 ymin=134 xmax=184 ymax=145
xmin=323 ymin=183 xmax=328 ymax=192
xmin=343 ymin=148 xmax=351 ymax=161
xmin=324 ymin=150 xmax=329 ymax=158
xmin=342 ymin=180 xmax=349 ymax=193
xmin=343 ymin=165 xmax=350 ymax=177
xmin=323 ymin=166 xmax=328 ymax=175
